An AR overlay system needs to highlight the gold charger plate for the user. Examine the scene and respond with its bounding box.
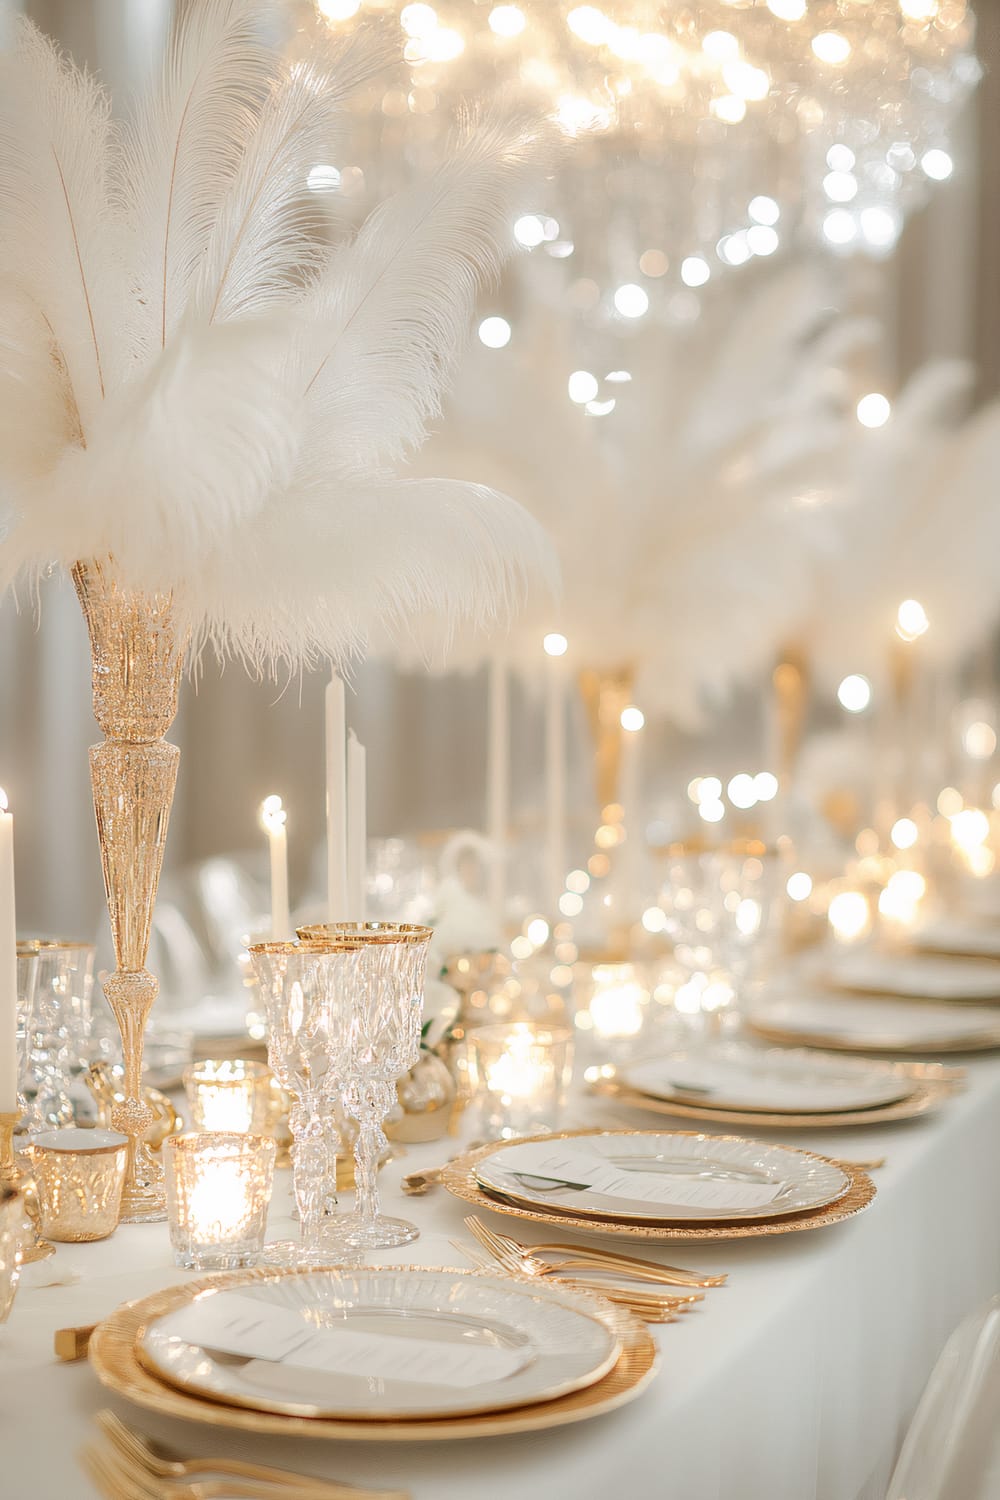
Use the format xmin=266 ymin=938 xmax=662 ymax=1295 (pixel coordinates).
xmin=441 ymin=1131 xmax=876 ymax=1243
xmin=747 ymin=1016 xmax=1000 ymax=1056
xmin=589 ymin=1075 xmax=953 ymax=1130
xmin=89 ymin=1266 xmax=657 ymax=1441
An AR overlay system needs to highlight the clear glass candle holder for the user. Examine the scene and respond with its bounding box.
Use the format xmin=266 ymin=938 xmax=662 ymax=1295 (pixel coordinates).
xmin=182 ymin=1059 xmax=273 ymax=1133
xmin=467 ymin=1023 xmax=574 ymax=1140
xmin=164 ymin=1132 xmax=275 ymax=1271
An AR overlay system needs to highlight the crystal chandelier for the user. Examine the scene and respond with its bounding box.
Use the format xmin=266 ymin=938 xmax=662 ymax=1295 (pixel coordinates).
xmin=314 ymin=1 xmax=979 ymax=316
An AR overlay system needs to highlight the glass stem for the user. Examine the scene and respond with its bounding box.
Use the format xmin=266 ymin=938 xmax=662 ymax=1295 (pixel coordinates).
xmin=290 ymin=1096 xmax=328 ymax=1254
xmin=353 ymin=1104 xmax=383 ymax=1230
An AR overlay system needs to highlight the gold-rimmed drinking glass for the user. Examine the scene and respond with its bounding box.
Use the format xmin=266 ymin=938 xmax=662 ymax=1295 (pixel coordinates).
xmin=247 ymin=941 xmax=345 ymax=1267
xmin=297 ymin=923 xmax=432 ymax=1251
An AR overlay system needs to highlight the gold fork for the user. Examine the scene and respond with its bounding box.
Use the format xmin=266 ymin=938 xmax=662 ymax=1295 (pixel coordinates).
xmin=463 ymin=1215 xmax=727 ymax=1287
xmin=91 ymin=1412 xmax=410 ymax=1499
xmin=82 ymin=1440 xmax=339 ymax=1500
xmin=454 ymin=1237 xmax=698 ymax=1323
xmin=83 ymin=1441 xmax=368 ymax=1500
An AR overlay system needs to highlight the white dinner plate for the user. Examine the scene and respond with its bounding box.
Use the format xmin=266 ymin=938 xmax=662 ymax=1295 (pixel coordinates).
xmin=136 ymin=1268 xmax=621 ymax=1421
xmin=911 ymin=920 xmax=1000 ymax=961
xmin=825 ymin=950 xmax=1000 ymax=1002
xmin=748 ymin=992 xmax=1000 ymax=1052
xmin=619 ymin=1043 xmax=913 ymax=1115
xmin=474 ymin=1131 xmax=850 ymax=1224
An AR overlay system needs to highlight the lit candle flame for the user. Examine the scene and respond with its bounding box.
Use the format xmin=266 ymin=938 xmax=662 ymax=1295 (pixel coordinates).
xmin=0 ymin=788 xmax=8 ymax=813
xmin=260 ymin=794 xmax=286 ymax=832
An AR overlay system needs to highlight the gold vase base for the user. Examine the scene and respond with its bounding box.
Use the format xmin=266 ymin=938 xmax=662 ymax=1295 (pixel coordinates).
xmin=22 ymin=1237 xmax=56 ymax=1264
xmin=118 ymin=1143 xmax=167 ymax=1224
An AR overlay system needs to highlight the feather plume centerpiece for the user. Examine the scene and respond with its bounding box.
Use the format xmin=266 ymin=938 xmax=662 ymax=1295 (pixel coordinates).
xmin=415 ymin=263 xmax=867 ymax=732
xmin=0 ymin=0 xmax=554 ymax=1221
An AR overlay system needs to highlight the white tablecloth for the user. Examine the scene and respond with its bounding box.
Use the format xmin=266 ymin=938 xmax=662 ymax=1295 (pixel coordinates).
xmin=5 ymin=1057 xmax=1000 ymax=1500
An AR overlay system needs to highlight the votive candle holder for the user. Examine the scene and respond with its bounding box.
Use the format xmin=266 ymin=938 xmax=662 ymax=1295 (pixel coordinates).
xmin=164 ymin=1132 xmax=275 ymax=1271
xmin=467 ymin=1023 xmax=574 ymax=1139
xmin=182 ymin=1059 xmax=273 ymax=1134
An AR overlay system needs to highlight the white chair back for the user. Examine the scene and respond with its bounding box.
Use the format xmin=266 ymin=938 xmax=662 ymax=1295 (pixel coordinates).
xmin=886 ymin=1295 xmax=1000 ymax=1500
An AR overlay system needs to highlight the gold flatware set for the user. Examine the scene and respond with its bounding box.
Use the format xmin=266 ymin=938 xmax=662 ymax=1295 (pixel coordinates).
xmin=81 ymin=1409 xmax=409 ymax=1500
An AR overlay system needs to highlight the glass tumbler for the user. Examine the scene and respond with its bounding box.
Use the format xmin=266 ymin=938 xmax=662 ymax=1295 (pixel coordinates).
xmin=165 ymin=1132 xmax=275 ymax=1271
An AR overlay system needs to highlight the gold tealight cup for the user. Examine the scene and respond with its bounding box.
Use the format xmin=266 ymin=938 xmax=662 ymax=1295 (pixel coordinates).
xmin=26 ymin=1129 xmax=127 ymax=1242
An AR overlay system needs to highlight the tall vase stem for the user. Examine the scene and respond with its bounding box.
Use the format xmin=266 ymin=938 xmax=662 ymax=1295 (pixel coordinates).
xmin=73 ymin=560 xmax=186 ymax=1223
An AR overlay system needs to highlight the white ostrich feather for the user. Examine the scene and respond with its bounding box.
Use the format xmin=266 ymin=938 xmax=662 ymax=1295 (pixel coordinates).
xmin=0 ymin=292 xmax=76 ymax=485
xmin=189 ymin=29 xmax=391 ymax=327
xmin=117 ymin=0 xmax=281 ymax=358
xmin=0 ymin=20 xmax=117 ymax=438
xmin=805 ymin=358 xmax=1000 ymax=687
xmin=418 ymin=260 xmax=870 ymax=726
xmin=0 ymin=6 xmax=556 ymax=669
xmin=297 ymin=114 xmax=551 ymax=476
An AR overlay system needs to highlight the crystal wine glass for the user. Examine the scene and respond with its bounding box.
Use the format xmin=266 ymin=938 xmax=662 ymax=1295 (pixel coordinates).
xmin=247 ymin=941 xmax=346 ymax=1267
xmin=657 ymin=842 xmax=776 ymax=1038
xmin=22 ymin=941 xmax=95 ymax=1131
xmin=14 ymin=942 xmax=39 ymax=1130
xmin=298 ymin=922 xmax=432 ymax=1251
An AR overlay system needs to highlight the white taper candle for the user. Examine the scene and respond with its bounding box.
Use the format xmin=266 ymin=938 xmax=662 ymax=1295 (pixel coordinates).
xmin=260 ymin=795 xmax=291 ymax=941
xmin=543 ymin=634 xmax=569 ymax=917
xmin=0 ymin=790 xmax=16 ymax=1114
xmin=346 ymin=731 xmax=367 ymax=923
xmin=486 ymin=658 xmax=509 ymax=931
xmin=325 ymin=674 xmax=348 ymax=921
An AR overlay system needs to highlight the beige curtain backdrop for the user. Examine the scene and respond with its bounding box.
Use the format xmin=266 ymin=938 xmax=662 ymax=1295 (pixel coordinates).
xmin=1 ymin=0 xmax=996 ymax=936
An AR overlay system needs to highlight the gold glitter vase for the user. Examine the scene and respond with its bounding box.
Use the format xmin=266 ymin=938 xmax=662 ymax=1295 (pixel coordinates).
xmin=73 ymin=561 xmax=186 ymax=1222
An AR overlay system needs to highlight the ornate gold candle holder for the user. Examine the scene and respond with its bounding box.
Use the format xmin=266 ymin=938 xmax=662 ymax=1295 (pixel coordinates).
xmin=0 ymin=1111 xmax=54 ymax=1262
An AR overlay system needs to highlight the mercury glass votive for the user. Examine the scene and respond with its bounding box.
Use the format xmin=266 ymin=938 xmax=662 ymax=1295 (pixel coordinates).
xmin=467 ymin=1023 xmax=574 ymax=1139
xmin=164 ymin=1133 xmax=275 ymax=1271
xmin=182 ymin=1059 xmax=273 ymax=1133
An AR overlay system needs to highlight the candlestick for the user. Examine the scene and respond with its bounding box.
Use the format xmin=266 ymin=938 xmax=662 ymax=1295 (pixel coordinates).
xmin=543 ymin=636 xmax=568 ymax=918
xmin=346 ymin=732 xmax=367 ymax=922
xmin=260 ymin=795 xmax=291 ymax=940
xmin=325 ymin=673 xmax=348 ymax=920
xmin=0 ymin=792 xmax=16 ymax=1116
xmin=0 ymin=1112 xmax=54 ymax=1263
xmin=486 ymin=658 xmax=509 ymax=930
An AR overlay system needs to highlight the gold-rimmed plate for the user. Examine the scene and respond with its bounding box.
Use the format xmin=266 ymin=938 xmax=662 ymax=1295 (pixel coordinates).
xmin=88 ymin=1268 xmax=658 ymax=1441
xmin=617 ymin=1043 xmax=915 ymax=1115
xmin=442 ymin=1132 xmax=876 ymax=1243
xmin=748 ymin=993 xmax=1000 ymax=1055
xmin=135 ymin=1266 xmax=622 ymax=1421
xmin=589 ymin=1072 xmax=954 ymax=1130
xmin=472 ymin=1132 xmax=851 ymax=1224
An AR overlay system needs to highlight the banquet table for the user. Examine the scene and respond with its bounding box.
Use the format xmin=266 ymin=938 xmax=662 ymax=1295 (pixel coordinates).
xmin=4 ymin=1054 xmax=1000 ymax=1500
